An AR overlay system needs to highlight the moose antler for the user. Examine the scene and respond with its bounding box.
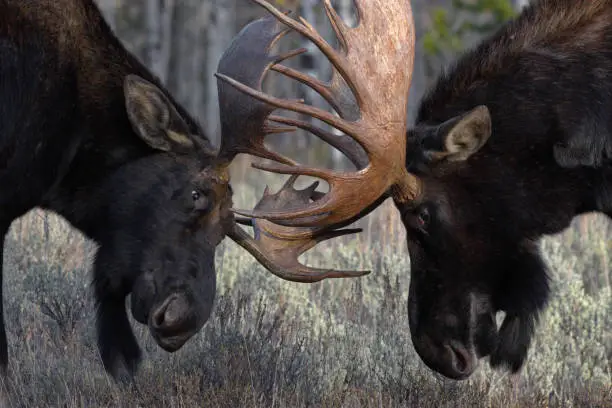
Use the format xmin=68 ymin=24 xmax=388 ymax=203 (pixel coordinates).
xmin=216 ymin=0 xmax=417 ymax=281
xmin=229 ymin=175 xmax=368 ymax=282
xmin=214 ymin=13 xmax=368 ymax=281
xmin=218 ymin=0 xmax=418 ymax=229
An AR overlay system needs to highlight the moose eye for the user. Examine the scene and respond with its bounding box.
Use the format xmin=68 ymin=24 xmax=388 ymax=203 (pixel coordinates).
xmin=415 ymin=207 xmax=430 ymax=229
xmin=191 ymin=189 xmax=211 ymax=212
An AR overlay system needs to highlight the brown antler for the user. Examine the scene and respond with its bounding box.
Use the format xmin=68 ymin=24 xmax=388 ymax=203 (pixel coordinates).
xmin=216 ymin=0 xmax=417 ymax=281
xmin=228 ymin=176 xmax=368 ymax=282
xmin=214 ymin=10 xmax=367 ymax=170
xmin=215 ymin=13 xmax=302 ymax=166
xmin=216 ymin=12 xmax=367 ymax=281
xmin=217 ymin=0 xmax=419 ymax=229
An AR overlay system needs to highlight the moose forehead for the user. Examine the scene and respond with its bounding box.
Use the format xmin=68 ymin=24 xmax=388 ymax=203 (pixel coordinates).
xmin=142 ymin=158 xmax=230 ymax=203
xmin=194 ymin=165 xmax=231 ymax=197
xmin=197 ymin=164 xmax=229 ymax=184
xmin=164 ymin=156 xmax=229 ymax=185
xmin=404 ymin=181 xmax=456 ymax=221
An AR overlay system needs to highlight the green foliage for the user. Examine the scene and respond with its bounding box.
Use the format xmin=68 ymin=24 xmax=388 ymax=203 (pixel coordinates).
xmin=423 ymin=0 xmax=518 ymax=73
xmin=423 ymin=7 xmax=465 ymax=57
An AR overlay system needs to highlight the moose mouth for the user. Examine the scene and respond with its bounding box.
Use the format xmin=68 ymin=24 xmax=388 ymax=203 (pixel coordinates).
xmin=150 ymin=331 xmax=195 ymax=352
xmin=139 ymin=292 xmax=202 ymax=353
xmin=410 ymin=306 xmax=501 ymax=381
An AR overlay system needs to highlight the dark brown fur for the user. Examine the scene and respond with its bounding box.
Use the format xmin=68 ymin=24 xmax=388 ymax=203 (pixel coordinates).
xmin=444 ymin=0 xmax=612 ymax=98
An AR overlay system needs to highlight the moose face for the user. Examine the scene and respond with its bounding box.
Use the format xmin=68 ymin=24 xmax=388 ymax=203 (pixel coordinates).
xmin=125 ymin=161 xmax=233 ymax=352
xmin=401 ymin=177 xmax=500 ymax=380
xmin=110 ymin=75 xmax=234 ymax=353
xmin=399 ymin=106 xmax=552 ymax=379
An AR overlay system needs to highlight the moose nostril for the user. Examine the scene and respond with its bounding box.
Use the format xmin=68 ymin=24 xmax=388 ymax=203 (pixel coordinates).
xmin=151 ymin=295 xmax=188 ymax=331
xmin=447 ymin=341 xmax=475 ymax=376
xmin=152 ymin=306 xmax=167 ymax=328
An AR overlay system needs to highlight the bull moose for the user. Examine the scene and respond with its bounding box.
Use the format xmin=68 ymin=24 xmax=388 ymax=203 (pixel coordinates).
xmin=0 ymin=0 xmax=380 ymax=380
xmin=220 ymin=0 xmax=612 ymax=381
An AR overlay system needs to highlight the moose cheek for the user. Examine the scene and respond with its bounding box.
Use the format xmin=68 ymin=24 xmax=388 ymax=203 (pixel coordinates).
xmin=130 ymin=272 xmax=157 ymax=324
xmin=130 ymin=295 xmax=151 ymax=325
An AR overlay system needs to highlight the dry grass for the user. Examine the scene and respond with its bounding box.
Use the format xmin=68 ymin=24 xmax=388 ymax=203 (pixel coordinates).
xmin=0 ymin=169 xmax=610 ymax=407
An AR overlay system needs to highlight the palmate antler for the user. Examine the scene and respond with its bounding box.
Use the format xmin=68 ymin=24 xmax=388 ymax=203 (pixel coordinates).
xmin=230 ymin=175 xmax=368 ymax=282
xmin=216 ymin=0 xmax=418 ymax=282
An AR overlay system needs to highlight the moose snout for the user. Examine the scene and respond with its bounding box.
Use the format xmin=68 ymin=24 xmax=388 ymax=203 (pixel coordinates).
xmin=149 ymin=293 xmax=195 ymax=351
xmin=413 ymin=335 xmax=479 ymax=380
xmin=444 ymin=340 xmax=477 ymax=379
xmin=151 ymin=294 xmax=189 ymax=330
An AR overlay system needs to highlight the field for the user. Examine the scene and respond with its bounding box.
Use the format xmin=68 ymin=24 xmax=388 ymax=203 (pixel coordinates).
xmin=0 ymin=165 xmax=610 ymax=407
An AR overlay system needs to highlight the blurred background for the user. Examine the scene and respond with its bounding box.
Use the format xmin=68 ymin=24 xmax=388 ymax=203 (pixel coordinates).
xmin=94 ymin=0 xmax=529 ymax=166
xmin=2 ymin=1 xmax=611 ymax=407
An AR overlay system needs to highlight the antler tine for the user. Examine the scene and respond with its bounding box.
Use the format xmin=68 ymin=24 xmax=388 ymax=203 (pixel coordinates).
xmin=216 ymin=72 xmax=361 ymax=143
xmin=228 ymin=175 xmax=369 ymax=283
xmin=229 ymin=224 xmax=367 ymax=282
xmin=269 ymin=65 xmax=342 ymax=114
xmin=268 ymin=115 xmax=368 ymax=169
xmin=222 ymin=0 xmax=419 ymax=229
xmin=215 ymin=14 xmax=308 ymax=166
xmin=250 ymin=0 xmax=356 ymax=98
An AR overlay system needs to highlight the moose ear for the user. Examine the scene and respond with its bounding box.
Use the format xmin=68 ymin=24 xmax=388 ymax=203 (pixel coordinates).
xmin=438 ymin=105 xmax=492 ymax=161
xmin=124 ymin=74 xmax=195 ymax=153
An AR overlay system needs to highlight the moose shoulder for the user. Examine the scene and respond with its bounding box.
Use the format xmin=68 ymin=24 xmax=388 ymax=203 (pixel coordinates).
xmin=0 ymin=0 xmax=372 ymax=380
xmin=220 ymin=0 xmax=612 ymax=381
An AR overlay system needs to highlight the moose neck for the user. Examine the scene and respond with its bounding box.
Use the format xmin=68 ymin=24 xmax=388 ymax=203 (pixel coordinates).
xmin=32 ymin=0 xmax=204 ymax=241
xmin=416 ymin=56 xmax=611 ymax=239
xmin=42 ymin=153 xmax=187 ymax=243
xmin=447 ymin=152 xmax=593 ymax=239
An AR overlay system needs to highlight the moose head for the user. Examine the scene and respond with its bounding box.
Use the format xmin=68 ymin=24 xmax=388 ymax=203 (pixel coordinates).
xmin=89 ymin=7 xmax=375 ymax=379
